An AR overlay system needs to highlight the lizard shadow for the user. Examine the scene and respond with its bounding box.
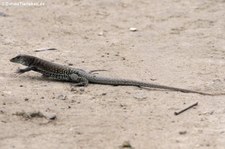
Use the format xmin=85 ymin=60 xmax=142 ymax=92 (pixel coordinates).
xmin=17 ymin=75 xmax=69 ymax=84
xmin=17 ymin=75 xmax=177 ymax=93
xmin=140 ymin=86 xmax=176 ymax=93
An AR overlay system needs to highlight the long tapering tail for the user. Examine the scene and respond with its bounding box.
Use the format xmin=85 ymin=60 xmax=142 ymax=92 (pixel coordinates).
xmin=85 ymin=75 xmax=215 ymax=95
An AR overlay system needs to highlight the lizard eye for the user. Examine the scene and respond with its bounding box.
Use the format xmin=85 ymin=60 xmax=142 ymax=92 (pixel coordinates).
xmin=10 ymin=55 xmax=21 ymax=62
xmin=16 ymin=55 xmax=21 ymax=59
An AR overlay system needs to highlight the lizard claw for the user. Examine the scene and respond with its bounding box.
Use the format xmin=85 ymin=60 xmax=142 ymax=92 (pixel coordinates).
xmin=16 ymin=68 xmax=24 ymax=74
xmin=16 ymin=68 xmax=22 ymax=74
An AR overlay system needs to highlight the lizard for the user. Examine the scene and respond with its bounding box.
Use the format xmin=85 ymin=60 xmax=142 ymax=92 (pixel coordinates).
xmin=9 ymin=54 xmax=219 ymax=96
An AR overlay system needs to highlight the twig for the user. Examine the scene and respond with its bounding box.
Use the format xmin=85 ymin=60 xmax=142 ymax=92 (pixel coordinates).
xmin=34 ymin=48 xmax=57 ymax=52
xmin=174 ymin=102 xmax=198 ymax=115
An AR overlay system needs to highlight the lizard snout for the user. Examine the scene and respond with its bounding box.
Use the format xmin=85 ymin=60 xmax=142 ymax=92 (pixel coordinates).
xmin=10 ymin=57 xmax=15 ymax=62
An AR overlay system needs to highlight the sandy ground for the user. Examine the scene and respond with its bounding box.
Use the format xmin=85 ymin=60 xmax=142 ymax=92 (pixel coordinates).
xmin=0 ymin=0 xmax=225 ymax=148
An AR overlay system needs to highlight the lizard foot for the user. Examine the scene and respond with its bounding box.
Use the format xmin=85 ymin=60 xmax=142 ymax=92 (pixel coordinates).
xmin=16 ymin=68 xmax=25 ymax=74
xmin=71 ymin=82 xmax=88 ymax=87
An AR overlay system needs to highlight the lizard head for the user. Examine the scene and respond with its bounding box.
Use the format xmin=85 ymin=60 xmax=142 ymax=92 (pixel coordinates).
xmin=10 ymin=54 xmax=34 ymax=66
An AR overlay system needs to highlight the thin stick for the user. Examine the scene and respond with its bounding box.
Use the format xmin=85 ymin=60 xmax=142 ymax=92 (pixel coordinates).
xmin=174 ymin=102 xmax=198 ymax=115
xmin=34 ymin=48 xmax=57 ymax=52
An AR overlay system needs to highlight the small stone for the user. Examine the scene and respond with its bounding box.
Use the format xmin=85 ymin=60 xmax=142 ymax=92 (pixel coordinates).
xmin=46 ymin=114 xmax=57 ymax=120
xmin=57 ymin=95 xmax=67 ymax=100
xmin=120 ymin=141 xmax=133 ymax=149
xmin=70 ymin=88 xmax=77 ymax=92
xmin=119 ymin=104 xmax=127 ymax=110
xmin=68 ymin=63 xmax=73 ymax=66
xmin=75 ymin=131 xmax=82 ymax=135
xmin=120 ymin=104 xmax=125 ymax=107
xmin=179 ymin=131 xmax=187 ymax=135
xmin=129 ymin=27 xmax=137 ymax=32
xmin=150 ymin=78 xmax=157 ymax=81
xmin=98 ymin=32 xmax=104 ymax=36
xmin=19 ymin=85 xmax=23 ymax=87
xmin=101 ymin=93 xmax=107 ymax=96
xmin=0 ymin=12 xmax=9 ymax=17
xmin=24 ymin=98 xmax=29 ymax=101
xmin=79 ymin=88 xmax=85 ymax=92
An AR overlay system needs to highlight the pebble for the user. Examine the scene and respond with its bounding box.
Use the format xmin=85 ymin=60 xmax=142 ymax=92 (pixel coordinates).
xmin=46 ymin=113 xmax=57 ymax=120
xmin=0 ymin=12 xmax=9 ymax=17
xmin=101 ymin=93 xmax=107 ymax=96
xmin=57 ymin=95 xmax=67 ymax=100
xmin=129 ymin=27 xmax=137 ymax=32
xmin=68 ymin=63 xmax=73 ymax=66
xmin=120 ymin=141 xmax=133 ymax=149
xmin=79 ymin=88 xmax=85 ymax=92
xmin=179 ymin=131 xmax=187 ymax=135
xmin=98 ymin=32 xmax=104 ymax=36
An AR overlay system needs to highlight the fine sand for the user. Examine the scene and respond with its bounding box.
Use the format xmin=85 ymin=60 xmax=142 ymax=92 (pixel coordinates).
xmin=0 ymin=0 xmax=225 ymax=149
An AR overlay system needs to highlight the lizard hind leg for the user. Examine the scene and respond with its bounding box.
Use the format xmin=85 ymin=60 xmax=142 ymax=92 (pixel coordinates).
xmin=69 ymin=74 xmax=89 ymax=87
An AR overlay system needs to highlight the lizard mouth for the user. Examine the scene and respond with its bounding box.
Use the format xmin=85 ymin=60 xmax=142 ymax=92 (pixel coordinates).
xmin=10 ymin=58 xmax=15 ymax=62
xmin=10 ymin=57 xmax=19 ymax=63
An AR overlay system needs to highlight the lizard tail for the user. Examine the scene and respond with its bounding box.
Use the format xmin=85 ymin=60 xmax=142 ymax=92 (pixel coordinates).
xmin=86 ymin=75 xmax=213 ymax=95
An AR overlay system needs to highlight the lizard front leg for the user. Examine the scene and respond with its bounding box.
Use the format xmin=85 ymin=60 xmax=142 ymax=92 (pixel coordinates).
xmin=16 ymin=66 xmax=36 ymax=74
xmin=69 ymin=74 xmax=89 ymax=86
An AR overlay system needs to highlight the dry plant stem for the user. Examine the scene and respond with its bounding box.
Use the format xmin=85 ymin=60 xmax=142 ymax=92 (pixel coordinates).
xmin=174 ymin=102 xmax=198 ymax=115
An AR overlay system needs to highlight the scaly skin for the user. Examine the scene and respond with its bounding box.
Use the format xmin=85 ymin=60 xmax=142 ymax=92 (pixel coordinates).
xmin=10 ymin=54 xmax=220 ymax=96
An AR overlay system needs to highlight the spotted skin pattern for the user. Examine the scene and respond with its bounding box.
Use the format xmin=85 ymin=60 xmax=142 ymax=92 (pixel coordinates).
xmin=10 ymin=54 xmax=222 ymax=95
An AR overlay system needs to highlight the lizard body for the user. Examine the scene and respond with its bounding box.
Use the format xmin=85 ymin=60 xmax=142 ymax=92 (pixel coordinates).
xmin=10 ymin=54 xmax=217 ymax=95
